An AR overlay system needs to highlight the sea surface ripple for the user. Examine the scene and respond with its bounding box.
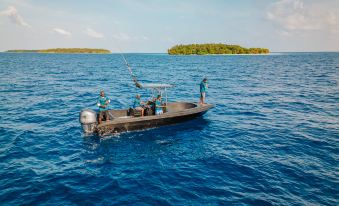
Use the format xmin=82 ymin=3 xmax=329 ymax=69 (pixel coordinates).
xmin=0 ymin=52 xmax=338 ymax=205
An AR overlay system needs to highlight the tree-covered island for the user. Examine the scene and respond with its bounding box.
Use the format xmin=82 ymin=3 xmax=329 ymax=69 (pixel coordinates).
xmin=5 ymin=48 xmax=111 ymax=54
xmin=168 ymin=44 xmax=269 ymax=55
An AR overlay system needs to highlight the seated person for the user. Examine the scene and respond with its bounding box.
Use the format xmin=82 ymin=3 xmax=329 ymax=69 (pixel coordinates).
xmin=132 ymin=94 xmax=145 ymax=116
xmin=141 ymin=98 xmax=155 ymax=115
xmin=155 ymin=95 xmax=165 ymax=115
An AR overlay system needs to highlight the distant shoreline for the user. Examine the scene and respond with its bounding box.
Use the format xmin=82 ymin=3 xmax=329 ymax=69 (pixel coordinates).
xmin=4 ymin=48 xmax=111 ymax=54
xmin=168 ymin=43 xmax=270 ymax=55
xmin=168 ymin=53 xmax=270 ymax=56
xmin=2 ymin=52 xmax=338 ymax=55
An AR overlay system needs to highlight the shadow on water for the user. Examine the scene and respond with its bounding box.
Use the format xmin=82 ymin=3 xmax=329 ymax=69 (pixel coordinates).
xmin=83 ymin=117 xmax=210 ymax=144
xmin=80 ymin=117 xmax=211 ymax=164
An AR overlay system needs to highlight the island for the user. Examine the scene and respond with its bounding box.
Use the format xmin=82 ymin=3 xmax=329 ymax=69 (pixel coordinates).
xmin=5 ymin=48 xmax=111 ymax=54
xmin=168 ymin=44 xmax=270 ymax=55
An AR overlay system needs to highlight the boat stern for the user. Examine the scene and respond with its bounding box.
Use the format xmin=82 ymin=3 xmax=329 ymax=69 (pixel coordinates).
xmin=79 ymin=109 xmax=98 ymax=134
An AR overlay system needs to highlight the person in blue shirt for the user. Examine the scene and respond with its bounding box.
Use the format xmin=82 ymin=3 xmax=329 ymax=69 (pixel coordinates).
xmin=155 ymin=95 xmax=165 ymax=115
xmin=132 ymin=94 xmax=145 ymax=116
xmin=199 ymin=78 xmax=208 ymax=105
xmin=97 ymin=90 xmax=110 ymax=124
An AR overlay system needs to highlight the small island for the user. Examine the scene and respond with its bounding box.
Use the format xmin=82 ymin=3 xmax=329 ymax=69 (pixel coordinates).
xmin=168 ymin=44 xmax=270 ymax=55
xmin=5 ymin=48 xmax=111 ymax=54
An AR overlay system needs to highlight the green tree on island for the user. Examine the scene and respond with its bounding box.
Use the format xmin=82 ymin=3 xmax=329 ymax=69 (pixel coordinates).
xmin=168 ymin=44 xmax=269 ymax=55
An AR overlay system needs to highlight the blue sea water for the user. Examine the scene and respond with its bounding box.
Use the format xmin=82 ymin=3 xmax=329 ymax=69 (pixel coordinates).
xmin=0 ymin=52 xmax=338 ymax=205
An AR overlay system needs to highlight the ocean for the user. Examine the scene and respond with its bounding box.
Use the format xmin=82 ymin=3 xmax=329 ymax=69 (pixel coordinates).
xmin=0 ymin=52 xmax=338 ymax=205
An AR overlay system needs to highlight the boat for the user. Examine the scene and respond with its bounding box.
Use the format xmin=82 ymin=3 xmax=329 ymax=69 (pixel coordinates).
xmin=79 ymin=83 xmax=213 ymax=135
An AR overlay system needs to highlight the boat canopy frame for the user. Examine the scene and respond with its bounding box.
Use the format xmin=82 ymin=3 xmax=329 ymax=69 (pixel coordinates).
xmin=139 ymin=83 xmax=174 ymax=106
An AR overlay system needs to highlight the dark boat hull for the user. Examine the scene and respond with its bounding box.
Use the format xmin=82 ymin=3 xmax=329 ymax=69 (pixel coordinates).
xmin=96 ymin=103 xmax=213 ymax=135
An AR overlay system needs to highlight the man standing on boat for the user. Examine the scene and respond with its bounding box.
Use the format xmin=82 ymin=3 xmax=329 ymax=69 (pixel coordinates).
xmin=200 ymin=78 xmax=208 ymax=105
xmin=97 ymin=90 xmax=110 ymax=124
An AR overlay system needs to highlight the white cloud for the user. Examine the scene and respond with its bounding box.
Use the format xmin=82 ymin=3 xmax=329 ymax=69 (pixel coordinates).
xmin=140 ymin=36 xmax=149 ymax=40
xmin=327 ymin=12 xmax=337 ymax=26
xmin=112 ymin=32 xmax=130 ymax=40
xmin=53 ymin=28 xmax=71 ymax=36
xmin=112 ymin=32 xmax=149 ymax=41
xmin=0 ymin=6 xmax=31 ymax=28
xmin=267 ymin=0 xmax=339 ymax=34
xmin=84 ymin=27 xmax=104 ymax=38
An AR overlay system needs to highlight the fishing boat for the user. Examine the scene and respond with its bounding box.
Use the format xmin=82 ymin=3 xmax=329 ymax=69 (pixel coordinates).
xmin=79 ymin=53 xmax=213 ymax=135
xmin=79 ymin=83 xmax=213 ymax=135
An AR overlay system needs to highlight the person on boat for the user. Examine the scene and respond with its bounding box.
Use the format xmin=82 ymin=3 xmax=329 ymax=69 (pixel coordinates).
xmin=97 ymin=90 xmax=110 ymax=124
xmin=132 ymin=94 xmax=145 ymax=116
xmin=155 ymin=95 xmax=165 ymax=115
xmin=200 ymin=78 xmax=208 ymax=105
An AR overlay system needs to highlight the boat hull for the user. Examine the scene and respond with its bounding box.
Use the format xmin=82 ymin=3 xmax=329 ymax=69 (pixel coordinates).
xmin=96 ymin=103 xmax=213 ymax=135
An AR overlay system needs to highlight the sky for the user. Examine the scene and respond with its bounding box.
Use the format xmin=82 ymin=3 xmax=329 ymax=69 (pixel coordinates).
xmin=0 ymin=0 xmax=338 ymax=52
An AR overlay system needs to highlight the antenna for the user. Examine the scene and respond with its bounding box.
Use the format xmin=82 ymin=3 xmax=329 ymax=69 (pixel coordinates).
xmin=115 ymin=44 xmax=142 ymax=89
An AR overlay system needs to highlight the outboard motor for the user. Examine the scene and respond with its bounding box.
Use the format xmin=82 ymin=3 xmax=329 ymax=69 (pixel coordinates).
xmin=79 ymin=109 xmax=97 ymax=133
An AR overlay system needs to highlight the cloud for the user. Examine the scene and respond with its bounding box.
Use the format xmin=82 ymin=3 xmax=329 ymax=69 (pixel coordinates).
xmin=267 ymin=0 xmax=339 ymax=34
xmin=84 ymin=27 xmax=104 ymax=38
xmin=112 ymin=33 xmax=130 ymax=40
xmin=53 ymin=28 xmax=71 ymax=36
xmin=112 ymin=32 xmax=149 ymax=41
xmin=0 ymin=6 xmax=31 ymax=28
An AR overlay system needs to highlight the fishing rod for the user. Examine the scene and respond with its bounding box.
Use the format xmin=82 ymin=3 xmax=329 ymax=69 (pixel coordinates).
xmin=115 ymin=45 xmax=142 ymax=89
